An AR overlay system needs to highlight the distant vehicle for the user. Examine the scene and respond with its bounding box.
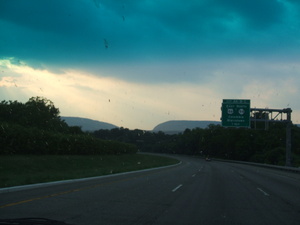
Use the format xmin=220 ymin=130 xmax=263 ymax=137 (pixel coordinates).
xmin=205 ymin=157 xmax=211 ymax=161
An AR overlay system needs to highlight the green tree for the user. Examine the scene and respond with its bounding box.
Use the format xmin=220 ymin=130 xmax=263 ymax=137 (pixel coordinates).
xmin=0 ymin=96 xmax=69 ymax=132
xmin=25 ymin=96 xmax=60 ymax=127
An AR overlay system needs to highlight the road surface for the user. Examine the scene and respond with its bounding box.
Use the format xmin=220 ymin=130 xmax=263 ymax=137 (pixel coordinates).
xmin=1 ymin=155 xmax=300 ymax=224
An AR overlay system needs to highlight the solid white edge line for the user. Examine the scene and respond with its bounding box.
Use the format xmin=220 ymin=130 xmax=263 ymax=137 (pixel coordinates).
xmin=0 ymin=160 xmax=183 ymax=194
xmin=172 ymin=184 xmax=183 ymax=192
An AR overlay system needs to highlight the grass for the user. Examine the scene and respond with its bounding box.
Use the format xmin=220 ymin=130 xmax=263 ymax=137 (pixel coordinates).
xmin=0 ymin=154 xmax=179 ymax=188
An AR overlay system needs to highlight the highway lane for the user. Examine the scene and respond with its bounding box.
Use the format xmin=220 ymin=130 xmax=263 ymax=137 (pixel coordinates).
xmin=1 ymin=155 xmax=300 ymax=224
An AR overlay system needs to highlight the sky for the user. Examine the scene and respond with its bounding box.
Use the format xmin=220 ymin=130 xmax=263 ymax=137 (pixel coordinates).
xmin=1 ymin=0 xmax=300 ymax=130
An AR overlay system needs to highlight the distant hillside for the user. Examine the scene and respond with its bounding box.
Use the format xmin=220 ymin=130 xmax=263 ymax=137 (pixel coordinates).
xmin=61 ymin=117 xmax=118 ymax=132
xmin=153 ymin=120 xmax=221 ymax=134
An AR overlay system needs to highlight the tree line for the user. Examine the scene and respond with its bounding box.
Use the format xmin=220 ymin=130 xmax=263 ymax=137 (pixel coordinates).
xmin=0 ymin=97 xmax=137 ymax=155
xmin=2 ymin=96 xmax=299 ymax=166
xmin=93 ymin=123 xmax=300 ymax=166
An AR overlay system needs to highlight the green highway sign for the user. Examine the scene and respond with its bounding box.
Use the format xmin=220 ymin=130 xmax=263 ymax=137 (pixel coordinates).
xmin=221 ymin=99 xmax=250 ymax=127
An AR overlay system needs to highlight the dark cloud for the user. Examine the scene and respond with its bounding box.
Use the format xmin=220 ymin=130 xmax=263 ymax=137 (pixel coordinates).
xmin=1 ymin=0 xmax=299 ymax=82
xmin=214 ymin=0 xmax=285 ymax=29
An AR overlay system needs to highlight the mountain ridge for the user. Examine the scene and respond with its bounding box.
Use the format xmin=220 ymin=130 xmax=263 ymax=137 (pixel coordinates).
xmin=61 ymin=117 xmax=221 ymax=133
xmin=62 ymin=116 xmax=299 ymax=133
xmin=61 ymin=116 xmax=118 ymax=131
xmin=152 ymin=120 xmax=221 ymax=134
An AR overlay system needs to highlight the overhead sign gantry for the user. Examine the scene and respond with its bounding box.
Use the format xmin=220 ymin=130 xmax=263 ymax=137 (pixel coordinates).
xmin=221 ymin=99 xmax=293 ymax=167
xmin=250 ymin=107 xmax=292 ymax=167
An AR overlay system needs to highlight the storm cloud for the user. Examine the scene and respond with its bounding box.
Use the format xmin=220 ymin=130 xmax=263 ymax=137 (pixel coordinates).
xmin=1 ymin=0 xmax=300 ymax=129
xmin=1 ymin=0 xmax=300 ymax=80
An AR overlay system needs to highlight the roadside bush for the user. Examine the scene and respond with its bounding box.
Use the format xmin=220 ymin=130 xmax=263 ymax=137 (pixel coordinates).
xmin=0 ymin=122 xmax=137 ymax=155
xmin=264 ymin=147 xmax=285 ymax=165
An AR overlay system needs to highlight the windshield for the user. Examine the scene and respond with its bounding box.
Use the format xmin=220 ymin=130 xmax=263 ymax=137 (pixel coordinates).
xmin=1 ymin=1 xmax=300 ymax=225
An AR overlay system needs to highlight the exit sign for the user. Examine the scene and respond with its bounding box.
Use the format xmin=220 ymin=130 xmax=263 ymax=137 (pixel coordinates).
xmin=222 ymin=99 xmax=250 ymax=127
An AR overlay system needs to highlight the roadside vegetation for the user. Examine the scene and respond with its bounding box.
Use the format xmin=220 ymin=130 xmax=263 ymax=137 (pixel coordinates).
xmin=0 ymin=97 xmax=178 ymax=188
xmin=0 ymin=154 xmax=179 ymax=188
xmin=93 ymin=120 xmax=300 ymax=167
xmin=1 ymin=96 xmax=299 ymax=188
xmin=0 ymin=97 xmax=137 ymax=155
xmin=1 ymin=97 xmax=299 ymax=166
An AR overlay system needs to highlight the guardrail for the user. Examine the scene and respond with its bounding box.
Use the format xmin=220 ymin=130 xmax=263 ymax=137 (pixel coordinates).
xmin=212 ymin=158 xmax=300 ymax=173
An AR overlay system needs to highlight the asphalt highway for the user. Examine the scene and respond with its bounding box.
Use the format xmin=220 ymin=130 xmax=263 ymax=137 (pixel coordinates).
xmin=1 ymin=155 xmax=300 ymax=225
